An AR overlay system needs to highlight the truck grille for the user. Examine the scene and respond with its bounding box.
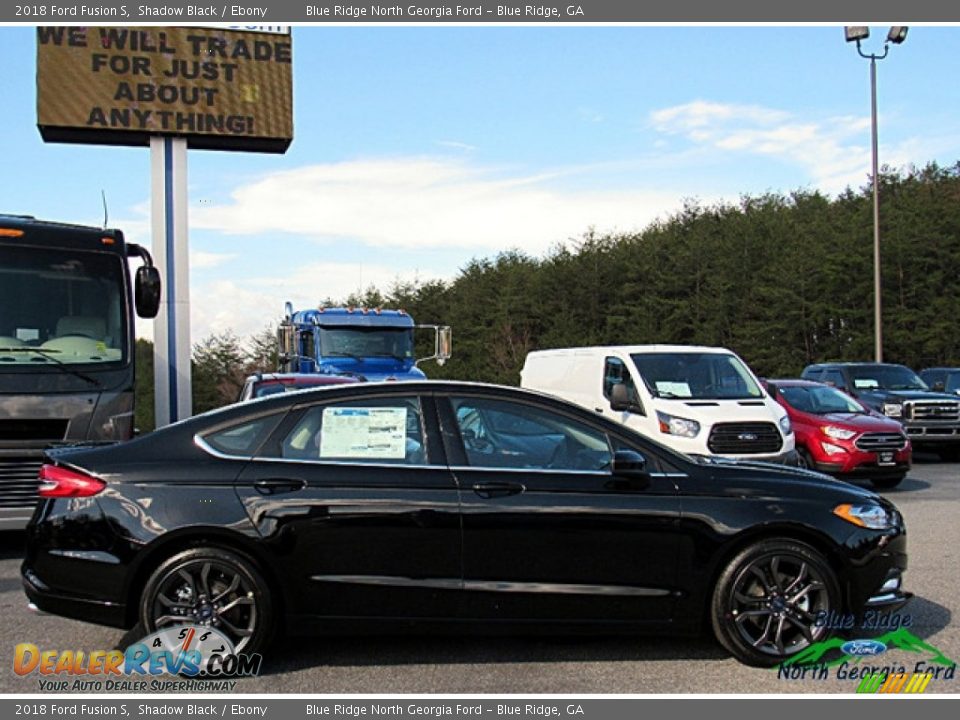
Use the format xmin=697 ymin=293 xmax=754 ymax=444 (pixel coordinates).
xmin=907 ymin=400 xmax=960 ymax=422
xmin=0 ymin=459 xmax=42 ymax=509
xmin=855 ymin=432 xmax=908 ymax=452
xmin=708 ymin=422 xmax=783 ymax=455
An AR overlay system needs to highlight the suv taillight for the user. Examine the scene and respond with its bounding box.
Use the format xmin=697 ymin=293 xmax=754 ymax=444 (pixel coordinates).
xmin=38 ymin=464 xmax=106 ymax=498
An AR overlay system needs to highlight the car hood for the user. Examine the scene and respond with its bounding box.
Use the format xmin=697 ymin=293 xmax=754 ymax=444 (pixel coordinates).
xmin=806 ymin=411 xmax=905 ymax=433
xmin=699 ymin=456 xmax=881 ymax=501
xmin=858 ymin=389 xmax=959 ymax=403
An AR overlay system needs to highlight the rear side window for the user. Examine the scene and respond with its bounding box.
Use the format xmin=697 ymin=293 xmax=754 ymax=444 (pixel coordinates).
xmin=202 ymin=414 xmax=284 ymax=457
xmin=268 ymin=396 xmax=426 ymax=465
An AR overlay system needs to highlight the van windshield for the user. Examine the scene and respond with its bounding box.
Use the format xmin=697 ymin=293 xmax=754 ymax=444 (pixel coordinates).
xmin=630 ymin=352 xmax=763 ymax=400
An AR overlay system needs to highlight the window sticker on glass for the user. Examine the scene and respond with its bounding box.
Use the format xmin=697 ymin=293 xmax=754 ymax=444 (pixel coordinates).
xmin=320 ymin=407 xmax=408 ymax=459
xmin=655 ymin=381 xmax=691 ymax=397
xmin=853 ymin=379 xmax=879 ymax=389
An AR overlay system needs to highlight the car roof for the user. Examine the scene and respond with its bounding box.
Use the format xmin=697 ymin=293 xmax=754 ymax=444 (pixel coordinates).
xmin=805 ymin=362 xmax=911 ymax=369
xmin=764 ymin=378 xmax=823 ymax=388
xmin=248 ymin=373 xmax=359 ymax=384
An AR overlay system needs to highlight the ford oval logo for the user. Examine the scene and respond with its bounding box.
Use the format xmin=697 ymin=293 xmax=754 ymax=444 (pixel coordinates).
xmin=738 ymin=433 xmax=758 ymax=441
xmin=841 ymin=639 xmax=887 ymax=657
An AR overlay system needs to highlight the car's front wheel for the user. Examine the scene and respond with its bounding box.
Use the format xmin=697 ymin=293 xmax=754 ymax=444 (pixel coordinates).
xmin=139 ymin=547 xmax=275 ymax=655
xmin=711 ymin=539 xmax=840 ymax=667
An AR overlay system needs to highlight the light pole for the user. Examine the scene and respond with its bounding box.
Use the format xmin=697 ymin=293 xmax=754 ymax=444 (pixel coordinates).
xmin=844 ymin=26 xmax=908 ymax=363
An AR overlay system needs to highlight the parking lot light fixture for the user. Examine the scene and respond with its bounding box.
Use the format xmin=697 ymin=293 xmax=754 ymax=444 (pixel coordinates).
xmin=843 ymin=26 xmax=909 ymax=363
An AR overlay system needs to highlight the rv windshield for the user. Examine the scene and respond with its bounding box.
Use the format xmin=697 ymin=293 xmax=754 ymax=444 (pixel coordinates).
xmin=0 ymin=246 xmax=127 ymax=366
xmin=318 ymin=327 xmax=414 ymax=361
xmin=630 ymin=352 xmax=764 ymax=400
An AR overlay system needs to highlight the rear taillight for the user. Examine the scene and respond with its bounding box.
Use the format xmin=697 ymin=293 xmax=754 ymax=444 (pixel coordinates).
xmin=38 ymin=464 xmax=106 ymax=498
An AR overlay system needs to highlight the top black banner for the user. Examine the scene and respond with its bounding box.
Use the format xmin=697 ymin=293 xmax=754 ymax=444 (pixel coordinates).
xmin=3 ymin=1 xmax=956 ymax=24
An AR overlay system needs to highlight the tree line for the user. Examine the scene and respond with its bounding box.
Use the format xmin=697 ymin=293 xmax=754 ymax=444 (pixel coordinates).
xmin=135 ymin=161 xmax=960 ymax=429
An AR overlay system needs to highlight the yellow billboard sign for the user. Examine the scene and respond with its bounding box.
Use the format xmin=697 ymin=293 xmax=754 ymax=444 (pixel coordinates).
xmin=37 ymin=26 xmax=293 ymax=153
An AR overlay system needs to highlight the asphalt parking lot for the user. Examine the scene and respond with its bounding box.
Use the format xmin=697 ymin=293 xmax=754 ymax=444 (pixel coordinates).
xmin=1 ymin=457 xmax=956 ymax=695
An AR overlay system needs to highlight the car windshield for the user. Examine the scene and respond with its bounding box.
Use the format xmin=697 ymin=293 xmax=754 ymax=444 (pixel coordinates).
xmin=779 ymin=385 xmax=865 ymax=414
xmin=849 ymin=365 xmax=928 ymax=391
xmin=0 ymin=246 xmax=126 ymax=366
xmin=630 ymin=352 xmax=763 ymax=400
xmin=318 ymin=327 xmax=414 ymax=360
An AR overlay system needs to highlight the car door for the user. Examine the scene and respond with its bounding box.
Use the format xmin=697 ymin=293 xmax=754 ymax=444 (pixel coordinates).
xmin=234 ymin=391 xmax=462 ymax=621
xmin=438 ymin=391 xmax=682 ymax=624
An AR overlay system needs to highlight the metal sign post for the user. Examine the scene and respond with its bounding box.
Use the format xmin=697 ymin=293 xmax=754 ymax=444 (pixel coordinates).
xmin=151 ymin=136 xmax=192 ymax=426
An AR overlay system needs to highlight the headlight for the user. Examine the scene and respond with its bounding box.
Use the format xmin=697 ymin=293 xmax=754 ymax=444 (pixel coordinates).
xmin=833 ymin=503 xmax=896 ymax=530
xmin=779 ymin=415 xmax=793 ymax=436
xmin=656 ymin=411 xmax=700 ymax=438
xmin=820 ymin=441 xmax=847 ymax=455
xmin=822 ymin=425 xmax=856 ymax=440
xmin=882 ymin=403 xmax=903 ymax=418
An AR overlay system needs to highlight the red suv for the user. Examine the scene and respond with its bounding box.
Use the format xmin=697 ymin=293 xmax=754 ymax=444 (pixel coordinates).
xmin=764 ymin=379 xmax=911 ymax=489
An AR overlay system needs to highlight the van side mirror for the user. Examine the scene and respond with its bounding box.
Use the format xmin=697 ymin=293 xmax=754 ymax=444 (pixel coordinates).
xmin=611 ymin=449 xmax=648 ymax=478
xmin=610 ymin=382 xmax=644 ymax=415
xmin=134 ymin=266 xmax=161 ymax=319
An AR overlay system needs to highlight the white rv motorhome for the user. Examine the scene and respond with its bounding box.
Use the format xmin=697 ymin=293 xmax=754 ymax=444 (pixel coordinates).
xmin=521 ymin=345 xmax=797 ymax=463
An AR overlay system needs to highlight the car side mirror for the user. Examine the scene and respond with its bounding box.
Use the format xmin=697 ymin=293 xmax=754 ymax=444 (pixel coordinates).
xmin=611 ymin=449 xmax=648 ymax=478
xmin=609 ymin=382 xmax=644 ymax=415
xmin=134 ymin=266 xmax=161 ymax=319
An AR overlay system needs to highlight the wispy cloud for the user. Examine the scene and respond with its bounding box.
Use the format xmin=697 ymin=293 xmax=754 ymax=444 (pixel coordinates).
xmin=437 ymin=140 xmax=477 ymax=152
xmin=191 ymin=156 xmax=684 ymax=255
xmin=649 ymin=100 xmax=903 ymax=193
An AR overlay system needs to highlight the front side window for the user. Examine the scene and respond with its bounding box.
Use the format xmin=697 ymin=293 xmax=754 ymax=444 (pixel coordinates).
xmin=630 ymin=352 xmax=763 ymax=400
xmin=0 ymin=246 xmax=127 ymax=365
xmin=603 ymin=357 xmax=641 ymax=403
xmin=946 ymin=373 xmax=960 ymax=394
xmin=450 ymin=396 xmax=612 ymax=472
xmin=269 ymin=396 xmax=426 ymax=465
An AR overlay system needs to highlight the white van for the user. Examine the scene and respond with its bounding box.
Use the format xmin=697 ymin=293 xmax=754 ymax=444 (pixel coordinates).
xmin=521 ymin=345 xmax=797 ymax=464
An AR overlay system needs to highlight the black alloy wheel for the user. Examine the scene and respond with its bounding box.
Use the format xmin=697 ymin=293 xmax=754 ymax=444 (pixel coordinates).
xmin=711 ymin=540 xmax=839 ymax=667
xmin=140 ymin=547 xmax=274 ymax=654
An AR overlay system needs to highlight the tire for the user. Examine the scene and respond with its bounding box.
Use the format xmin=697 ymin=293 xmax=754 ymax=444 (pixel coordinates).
xmin=711 ymin=539 xmax=840 ymax=667
xmin=871 ymin=474 xmax=905 ymax=490
xmin=139 ymin=547 xmax=275 ymax=655
xmin=937 ymin=447 xmax=960 ymax=462
xmin=796 ymin=448 xmax=815 ymax=471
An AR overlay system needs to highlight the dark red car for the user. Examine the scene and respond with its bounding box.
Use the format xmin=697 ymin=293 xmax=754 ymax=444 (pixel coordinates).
xmin=765 ymin=379 xmax=911 ymax=489
xmin=237 ymin=372 xmax=361 ymax=402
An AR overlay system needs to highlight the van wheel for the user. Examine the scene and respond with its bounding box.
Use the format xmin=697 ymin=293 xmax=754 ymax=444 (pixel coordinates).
xmin=139 ymin=547 xmax=274 ymax=655
xmin=711 ymin=540 xmax=839 ymax=667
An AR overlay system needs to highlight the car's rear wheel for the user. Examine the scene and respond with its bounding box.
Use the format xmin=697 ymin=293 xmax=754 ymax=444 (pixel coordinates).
xmin=871 ymin=474 xmax=905 ymax=490
xmin=139 ymin=547 xmax=274 ymax=655
xmin=711 ymin=540 xmax=840 ymax=667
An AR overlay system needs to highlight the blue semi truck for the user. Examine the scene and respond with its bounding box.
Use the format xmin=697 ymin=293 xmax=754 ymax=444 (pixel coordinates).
xmin=277 ymin=302 xmax=451 ymax=382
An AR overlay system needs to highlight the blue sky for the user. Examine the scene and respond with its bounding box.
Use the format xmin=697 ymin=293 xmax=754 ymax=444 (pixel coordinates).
xmin=3 ymin=24 xmax=960 ymax=341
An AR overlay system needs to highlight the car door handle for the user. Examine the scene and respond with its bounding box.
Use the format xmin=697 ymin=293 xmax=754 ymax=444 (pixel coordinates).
xmin=253 ymin=478 xmax=307 ymax=495
xmin=472 ymin=481 xmax=525 ymax=499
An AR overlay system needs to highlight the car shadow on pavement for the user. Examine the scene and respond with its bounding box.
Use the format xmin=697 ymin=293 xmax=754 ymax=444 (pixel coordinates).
xmin=0 ymin=530 xmax=26 ymax=561
xmin=254 ymin=633 xmax=728 ymax=676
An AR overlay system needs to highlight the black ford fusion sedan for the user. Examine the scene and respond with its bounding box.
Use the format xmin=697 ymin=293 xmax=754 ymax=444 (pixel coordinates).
xmin=23 ymin=381 xmax=910 ymax=666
